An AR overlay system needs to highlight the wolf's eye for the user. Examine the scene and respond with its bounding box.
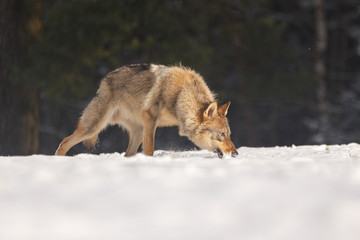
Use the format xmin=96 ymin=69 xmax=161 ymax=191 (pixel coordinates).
xmin=216 ymin=132 xmax=226 ymax=141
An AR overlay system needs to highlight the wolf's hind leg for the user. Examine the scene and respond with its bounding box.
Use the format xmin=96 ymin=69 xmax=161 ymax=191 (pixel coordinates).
xmin=55 ymin=127 xmax=90 ymax=155
xmin=125 ymin=123 xmax=143 ymax=157
xmin=83 ymin=134 xmax=98 ymax=149
xmin=55 ymin=100 xmax=112 ymax=155
xmin=55 ymin=118 xmax=108 ymax=156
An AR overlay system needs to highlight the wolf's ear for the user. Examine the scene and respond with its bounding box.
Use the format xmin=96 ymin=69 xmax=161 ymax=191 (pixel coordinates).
xmin=203 ymin=101 xmax=218 ymax=119
xmin=218 ymin=101 xmax=231 ymax=116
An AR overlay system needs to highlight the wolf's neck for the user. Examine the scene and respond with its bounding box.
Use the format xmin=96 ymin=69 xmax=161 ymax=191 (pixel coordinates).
xmin=176 ymin=88 xmax=214 ymax=136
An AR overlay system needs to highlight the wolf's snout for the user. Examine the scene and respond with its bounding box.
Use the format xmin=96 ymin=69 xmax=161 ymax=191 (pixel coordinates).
xmin=231 ymin=150 xmax=238 ymax=158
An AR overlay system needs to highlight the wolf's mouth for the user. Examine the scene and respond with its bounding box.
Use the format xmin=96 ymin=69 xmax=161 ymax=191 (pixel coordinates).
xmin=215 ymin=148 xmax=223 ymax=158
xmin=215 ymin=149 xmax=238 ymax=158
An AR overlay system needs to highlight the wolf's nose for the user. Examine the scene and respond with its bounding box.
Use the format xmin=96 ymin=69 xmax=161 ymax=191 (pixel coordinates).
xmin=231 ymin=151 xmax=238 ymax=157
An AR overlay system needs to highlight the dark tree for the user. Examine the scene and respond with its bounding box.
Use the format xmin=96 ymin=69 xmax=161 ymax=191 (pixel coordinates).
xmin=0 ymin=0 xmax=41 ymax=155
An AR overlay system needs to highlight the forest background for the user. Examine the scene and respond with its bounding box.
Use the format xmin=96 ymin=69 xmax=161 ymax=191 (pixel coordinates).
xmin=1 ymin=0 xmax=360 ymax=155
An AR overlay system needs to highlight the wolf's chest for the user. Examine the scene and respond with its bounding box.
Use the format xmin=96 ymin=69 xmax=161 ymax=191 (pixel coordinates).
xmin=157 ymin=108 xmax=180 ymax=127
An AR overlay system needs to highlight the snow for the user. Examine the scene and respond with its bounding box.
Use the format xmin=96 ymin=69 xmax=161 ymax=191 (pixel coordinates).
xmin=1 ymin=144 xmax=360 ymax=240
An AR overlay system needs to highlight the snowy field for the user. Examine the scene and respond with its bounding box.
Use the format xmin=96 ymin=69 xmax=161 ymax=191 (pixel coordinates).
xmin=1 ymin=144 xmax=360 ymax=240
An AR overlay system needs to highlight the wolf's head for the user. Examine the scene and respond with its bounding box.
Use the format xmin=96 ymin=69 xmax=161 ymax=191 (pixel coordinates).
xmin=189 ymin=101 xmax=238 ymax=158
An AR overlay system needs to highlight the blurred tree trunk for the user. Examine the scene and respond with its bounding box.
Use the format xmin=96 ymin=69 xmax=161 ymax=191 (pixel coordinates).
xmin=0 ymin=0 xmax=41 ymax=155
xmin=314 ymin=0 xmax=329 ymax=143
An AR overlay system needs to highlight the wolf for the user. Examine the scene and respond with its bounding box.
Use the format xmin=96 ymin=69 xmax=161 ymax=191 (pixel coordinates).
xmin=55 ymin=64 xmax=238 ymax=158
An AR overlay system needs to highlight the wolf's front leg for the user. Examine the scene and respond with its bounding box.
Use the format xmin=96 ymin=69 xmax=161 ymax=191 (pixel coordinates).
xmin=142 ymin=110 xmax=157 ymax=156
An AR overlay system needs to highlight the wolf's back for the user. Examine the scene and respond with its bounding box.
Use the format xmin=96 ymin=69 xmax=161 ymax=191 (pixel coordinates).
xmin=101 ymin=64 xmax=156 ymax=102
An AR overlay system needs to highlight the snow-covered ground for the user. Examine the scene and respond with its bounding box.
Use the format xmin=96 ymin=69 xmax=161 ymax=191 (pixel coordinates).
xmin=1 ymin=144 xmax=360 ymax=240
